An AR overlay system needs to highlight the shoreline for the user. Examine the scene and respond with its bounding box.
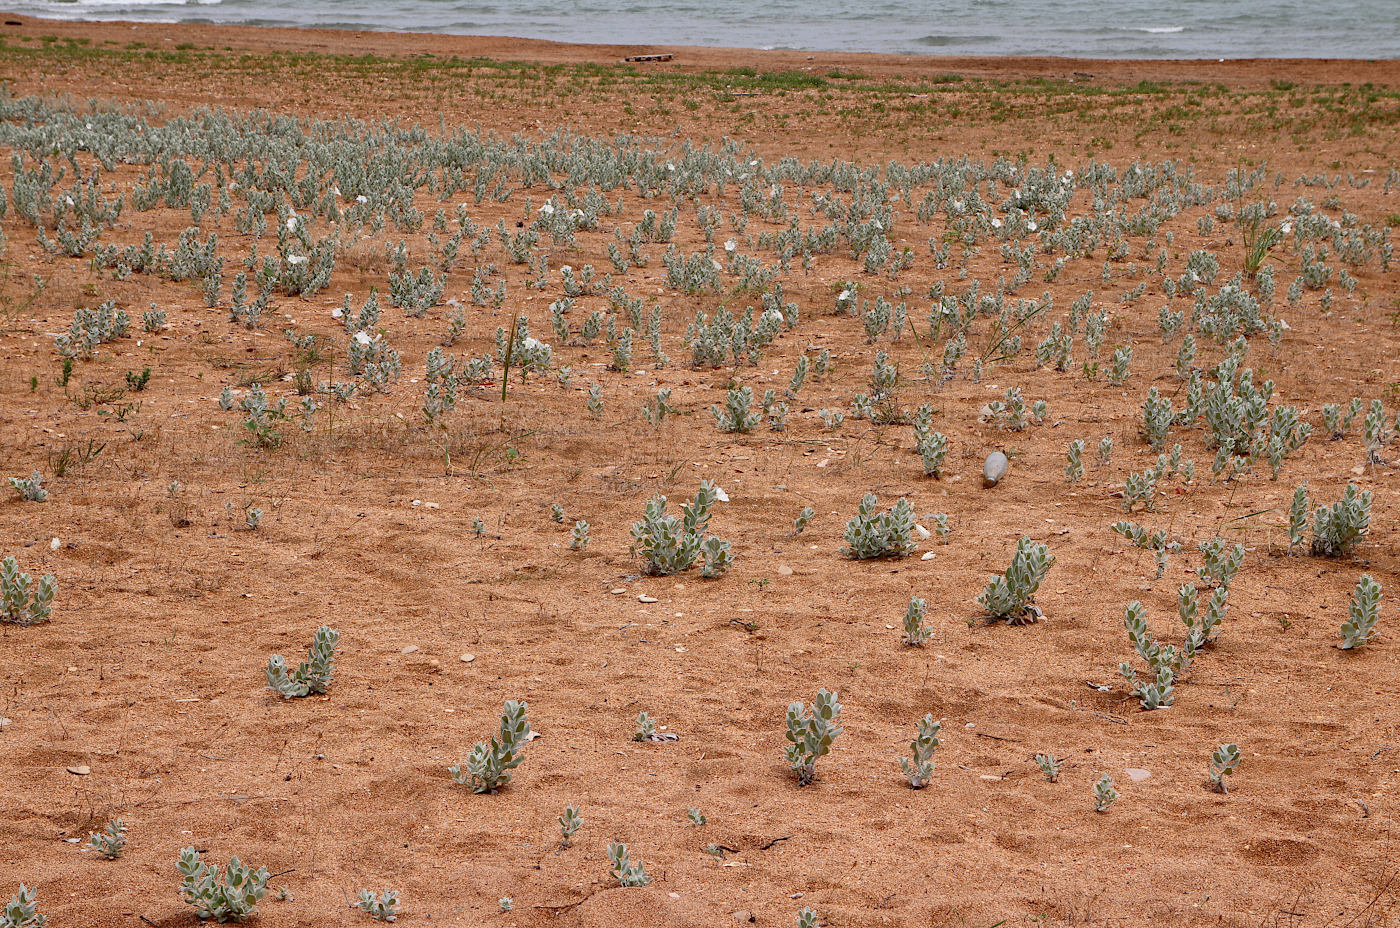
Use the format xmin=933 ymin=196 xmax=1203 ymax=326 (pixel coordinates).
xmin=3 ymin=13 xmax=1399 ymax=89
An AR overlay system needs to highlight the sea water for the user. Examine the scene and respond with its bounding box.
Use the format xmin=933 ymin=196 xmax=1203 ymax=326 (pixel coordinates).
xmin=9 ymin=0 xmax=1399 ymax=59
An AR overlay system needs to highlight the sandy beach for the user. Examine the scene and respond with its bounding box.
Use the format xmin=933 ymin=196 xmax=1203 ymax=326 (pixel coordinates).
xmin=0 ymin=14 xmax=1398 ymax=928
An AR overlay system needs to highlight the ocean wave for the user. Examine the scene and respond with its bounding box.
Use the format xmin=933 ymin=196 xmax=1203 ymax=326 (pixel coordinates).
xmin=915 ymin=33 xmax=997 ymax=46
xmin=1132 ymin=25 xmax=1186 ymax=33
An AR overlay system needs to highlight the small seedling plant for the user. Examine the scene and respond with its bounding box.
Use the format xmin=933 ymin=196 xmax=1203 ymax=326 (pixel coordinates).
xmin=559 ymin=806 xmax=583 ymax=848
xmin=1 ymin=557 xmax=57 ymax=626
xmin=901 ymin=714 xmax=941 ymax=789
xmin=977 ymin=538 xmax=1054 ymax=624
xmin=842 ymin=494 xmax=917 ymax=559
xmin=1207 ymin=743 xmax=1241 ymax=793
xmin=902 ymin=597 xmax=930 ymax=646
xmin=1 ymin=886 xmax=45 ymax=928
xmin=8 ymin=471 xmax=46 ymax=502
xmin=1093 ymin=775 xmax=1118 ymax=812
xmin=450 ymin=700 xmax=532 ymax=793
xmin=570 ymin=520 xmax=590 ymax=550
xmin=606 ymin=842 xmax=652 ymax=887
xmin=1035 ymin=753 xmax=1061 ymax=782
xmin=356 ymin=890 xmax=400 ymax=922
xmin=785 ymin=689 xmax=843 ymax=786
xmin=177 ymin=848 xmax=269 ymax=922
xmin=633 ymin=711 xmax=679 ymax=742
xmin=1340 ymin=574 xmax=1381 ymax=649
xmin=86 ymin=818 xmax=127 ymax=859
xmin=266 ymin=626 xmax=339 ymax=698
xmin=686 ymin=808 xmax=707 ymax=826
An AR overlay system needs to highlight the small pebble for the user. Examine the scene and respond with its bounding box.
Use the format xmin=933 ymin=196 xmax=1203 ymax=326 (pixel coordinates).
xmin=401 ymin=645 xmax=419 ymax=655
xmin=460 ymin=653 xmax=475 ymax=663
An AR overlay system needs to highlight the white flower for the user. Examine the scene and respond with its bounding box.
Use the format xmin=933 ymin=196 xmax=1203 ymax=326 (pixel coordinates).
xmin=560 ymin=265 xmax=572 ymax=274
xmin=286 ymin=254 xmax=308 ymax=266
xmin=838 ymin=289 xmax=852 ymax=301
xmin=353 ymin=331 xmax=372 ymax=346
xmin=1280 ymin=220 xmax=1293 ymax=235
xmin=538 ymin=203 xmax=554 ymax=215
xmin=713 ymin=486 xmax=730 ymax=502
xmin=666 ymin=162 xmax=675 ymax=171
xmin=991 ymin=218 xmax=1003 ymax=229
xmin=523 ymin=336 xmax=544 ymax=350
xmin=286 ymin=214 xmax=298 ymax=231
xmin=724 ymin=240 xmax=736 ymax=252
xmin=331 ymin=307 xmax=344 ymax=318
xmin=1027 ymin=221 xmax=1038 ymax=232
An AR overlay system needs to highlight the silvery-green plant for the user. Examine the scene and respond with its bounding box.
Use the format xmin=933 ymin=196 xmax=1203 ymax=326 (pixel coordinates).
xmin=712 ymin=386 xmax=760 ymax=434
xmin=788 ymin=355 xmax=809 ymax=397
xmin=570 ymin=520 xmax=590 ymax=551
xmin=355 ymin=890 xmax=399 ymax=922
xmin=606 ymin=842 xmax=652 ymax=887
xmin=449 ymin=700 xmax=532 ymax=793
xmin=472 ymin=517 xmax=486 ymax=537
xmin=244 ymin=507 xmax=262 ymax=531
xmin=842 ymin=494 xmax=917 ymax=560
xmin=629 ymin=482 xmax=727 ymax=576
xmin=498 ymin=897 xmax=512 ymax=913
xmin=1 ymin=885 xmax=45 ymax=928
xmin=977 ymin=538 xmax=1054 ymax=624
xmin=819 ymin=408 xmax=844 ymax=430
xmin=1306 ymin=483 xmax=1373 ymax=556
xmin=558 ymin=805 xmax=582 ymax=848
xmin=177 ymin=848 xmax=269 ymax=923
xmin=1064 ymin=440 xmax=1085 ymax=482
xmin=1140 ymin=387 xmax=1174 ymax=450
xmin=587 ymin=383 xmax=603 ymax=418
xmin=928 ymin=512 xmax=950 ymax=543
xmin=142 ymin=307 xmax=167 ymax=332
xmin=918 ymin=430 xmax=948 ymax=478
xmin=1107 ymin=345 xmax=1132 ymax=385
xmin=792 ymin=506 xmax=815 ymax=536
xmin=266 ymin=625 xmax=339 ymax=698
xmin=902 ymin=597 xmax=930 ymax=646
xmin=700 ymin=536 xmax=733 ymax=579
xmin=1340 ymin=574 xmax=1381 ymax=650
xmin=86 ymin=818 xmax=127 ymax=859
xmin=785 ymin=689 xmax=842 ymax=786
xmin=218 ymin=385 xmax=235 ymax=411
xmin=1035 ymin=753 xmax=1060 ymax=782
xmin=1 ymin=556 xmax=56 ymax=626
xmin=1121 ymin=469 xmax=1158 ymax=513
xmin=8 ymin=471 xmax=46 ymax=502
xmin=1197 ymin=538 xmax=1244 ymax=589
xmin=1094 ymin=774 xmax=1118 ymax=812
xmin=797 ymin=908 xmax=819 ymax=928
xmin=1097 ymin=436 xmax=1114 ymax=465
xmin=686 ymin=808 xmax=707 ymax=826
xmin=901 ymin=713 xmax=941 ymax=789
xmin=1119 ymin=601 xmax=1176 ymax=709
xmin=550 ymin=503 xmax=565 ymax=523
xmin=1207 ymin=743 xmax=1241 ymax=794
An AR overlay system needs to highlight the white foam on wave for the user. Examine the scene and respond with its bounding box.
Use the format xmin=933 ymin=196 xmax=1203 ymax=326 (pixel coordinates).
xmin=1134 ymin=25 xmax=1185 ymax=33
